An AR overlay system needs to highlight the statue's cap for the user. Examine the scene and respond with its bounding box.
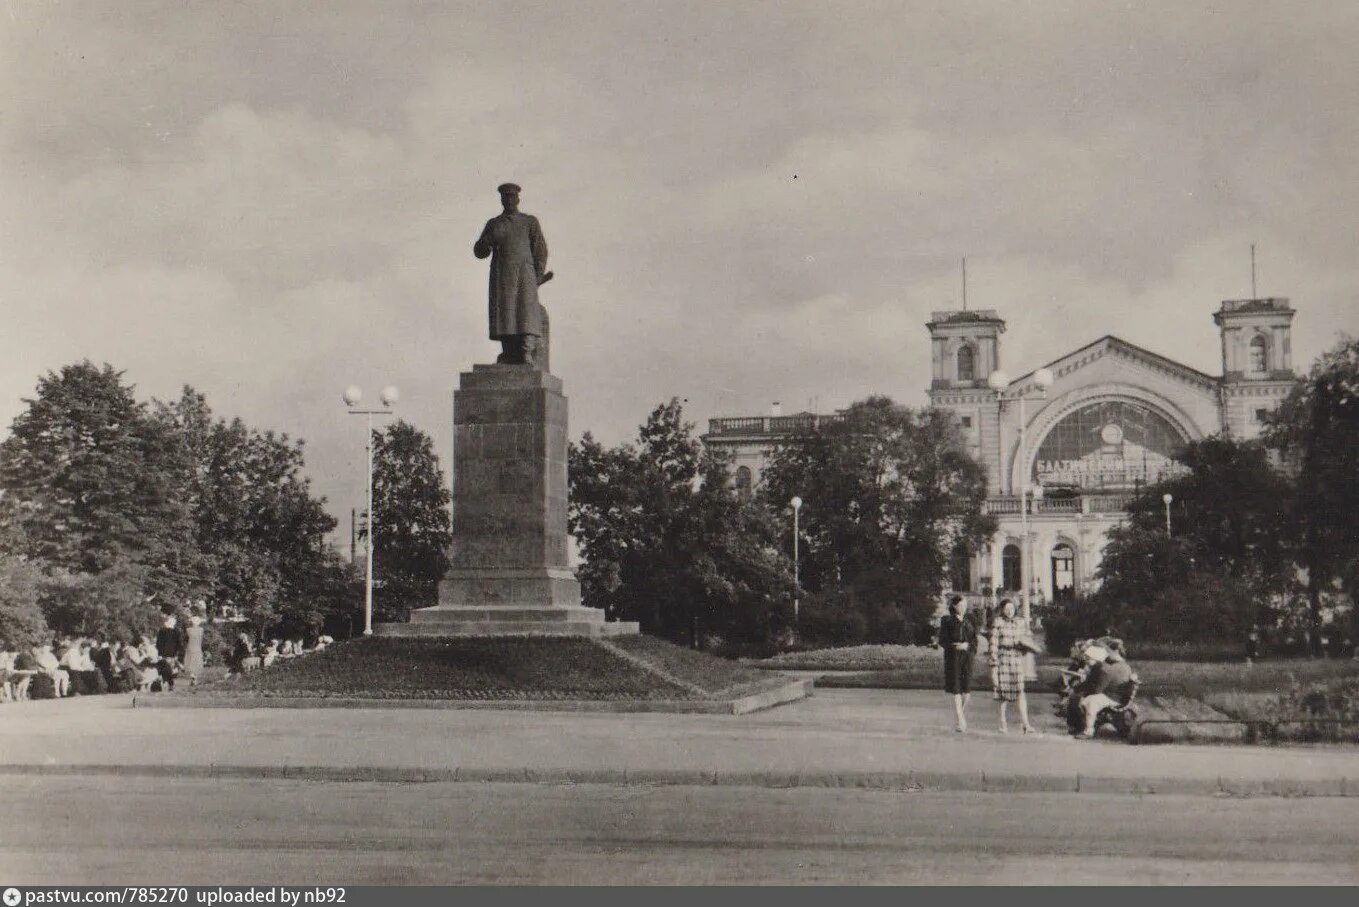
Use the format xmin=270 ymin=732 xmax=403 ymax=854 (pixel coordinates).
xmin=497 ymin=183 xmax=522 ymax=195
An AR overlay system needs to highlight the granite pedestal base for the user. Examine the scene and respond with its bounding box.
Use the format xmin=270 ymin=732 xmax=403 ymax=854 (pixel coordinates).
xmin=377 ymin=363 xmax=636 ymax=638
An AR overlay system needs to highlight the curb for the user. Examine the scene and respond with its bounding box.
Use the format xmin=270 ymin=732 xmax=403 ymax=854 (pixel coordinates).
xmin=132 ymin=678 xmax=812 ymax=715
xmin=2 ymin=762 xmax=1355 ymax=798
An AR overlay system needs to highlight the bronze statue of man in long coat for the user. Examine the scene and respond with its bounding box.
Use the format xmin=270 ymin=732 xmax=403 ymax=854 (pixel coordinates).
xmin=474 ymin=183 xmax=552 ymax=367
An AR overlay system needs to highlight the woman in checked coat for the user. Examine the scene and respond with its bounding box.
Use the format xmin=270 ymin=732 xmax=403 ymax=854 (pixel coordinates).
xmin=990 ymin=598 xmax=1038 ymax=734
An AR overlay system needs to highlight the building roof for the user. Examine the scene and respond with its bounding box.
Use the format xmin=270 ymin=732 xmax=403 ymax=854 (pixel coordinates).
xmin=1005 ymin=335 xmax=1219 ymax=391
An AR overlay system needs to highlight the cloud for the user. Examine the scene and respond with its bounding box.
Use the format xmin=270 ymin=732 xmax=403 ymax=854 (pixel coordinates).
xmin=2 ymin=1 xmax=1358 ymax=539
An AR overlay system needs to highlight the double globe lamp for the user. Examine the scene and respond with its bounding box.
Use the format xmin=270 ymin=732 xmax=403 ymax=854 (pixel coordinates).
xmin=343 ymin=384 xmax=399 ymax=636
xmin=985 ymin=366 xmax=1054 ymax=624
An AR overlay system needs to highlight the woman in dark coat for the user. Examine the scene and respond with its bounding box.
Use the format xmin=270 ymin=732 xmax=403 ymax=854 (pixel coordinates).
xmin=938 ymin=594 xmax=979 ymax=732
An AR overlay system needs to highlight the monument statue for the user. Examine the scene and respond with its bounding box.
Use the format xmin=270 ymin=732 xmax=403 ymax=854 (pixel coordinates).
xmin=474 ymin=183 xmax=554 ymax=368
xmin=374 ymin=183 xmax=636 ymax=640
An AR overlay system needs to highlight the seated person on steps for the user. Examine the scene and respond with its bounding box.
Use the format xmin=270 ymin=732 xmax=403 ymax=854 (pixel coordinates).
xmin=1068 ymin=639 xmax=1136 ymax=739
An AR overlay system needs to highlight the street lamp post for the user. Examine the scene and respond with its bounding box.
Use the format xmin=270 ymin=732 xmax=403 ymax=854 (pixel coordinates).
xmin=1162 ymin=492 xmax=1173 ymax=536
xmin=343 ymin=384 xmax=399 ymax=636
xmin=790 ymin=496 xmax=802 ymax=624
xmin=988 ymin=367 xmax=1055 ymax=625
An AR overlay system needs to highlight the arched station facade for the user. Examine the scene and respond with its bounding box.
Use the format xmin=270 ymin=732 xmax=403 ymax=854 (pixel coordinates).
xmin=702 ymin=296 xmax=1299 ymax=613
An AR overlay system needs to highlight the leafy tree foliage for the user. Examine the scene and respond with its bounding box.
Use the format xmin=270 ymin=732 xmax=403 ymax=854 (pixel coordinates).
xmin=0 ymin=365 xmax=354 ymax=641
xmin=366 ymin=420 xmax=452 ymax=621
xmin=1059 ymin=437 xmax=1297 ymax=648
xmin=153 ymin=387 xmax=352 ymax=639
xmin=0 ymin=552 xmax=49 ymax=648
xmin=0 ymin=363 xmax=204 ymax=609
xmin=39 ymin=559 xmax=157 ymax=643
xmin=1265 ymin=337 xmax=1359 ymax=643
xmin=569 ymin=400 xmax=796 ymax=649
xmin=758 ymin=396 xmax=996 ymax=644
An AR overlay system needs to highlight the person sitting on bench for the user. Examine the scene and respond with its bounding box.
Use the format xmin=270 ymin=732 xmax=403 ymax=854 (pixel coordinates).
xmin=1070 ymin=641 xmax=1135 ymax=738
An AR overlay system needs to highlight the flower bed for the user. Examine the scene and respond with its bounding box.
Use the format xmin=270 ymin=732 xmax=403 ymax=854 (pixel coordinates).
xmin=178 ymin=635 xmax=795 ymax=703
xmin=1201 ymin=678 xmax=1359 ymax=744
xmin=815 ymin=661 xmax=1065 ymax=692
xmin=754 ymin=644 xmax=943 ymax=672
xmin=1126 ymin=658 xmax=1359 ymax=696
xmin=186 ymin=637 xmax=692 ymax=701
xmin=1130 ymin=695 xmax=1250 ymax=745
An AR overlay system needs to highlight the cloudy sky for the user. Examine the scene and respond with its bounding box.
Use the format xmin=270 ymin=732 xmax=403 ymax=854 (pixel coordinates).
xmin=3 ymin=0 xmax=1357 ymax=536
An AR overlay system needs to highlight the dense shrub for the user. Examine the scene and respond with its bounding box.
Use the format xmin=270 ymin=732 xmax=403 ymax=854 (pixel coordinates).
xmin=199 ymin=621 xmax=238 ymax=667
xmin=1045 ymin=570 xmax=1272 ymax=656
xmin=0 ymin=554 xmax=49 ymax=648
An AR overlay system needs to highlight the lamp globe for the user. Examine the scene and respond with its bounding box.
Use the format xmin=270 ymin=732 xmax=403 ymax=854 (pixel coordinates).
xmin=1033 ymin=367 xmax=1055 ymax=390
xmin=380 ymin=385 xmax=400 ymax=407
xmin=987 ymin=370 xmax=1009 ymax=392
xmin=342 ymin=386 xmax=362 ymax=407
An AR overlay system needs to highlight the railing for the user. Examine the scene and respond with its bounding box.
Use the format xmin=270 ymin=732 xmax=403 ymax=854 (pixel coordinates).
xmin=768 ymin=414 xmax=820 ymax=432
xmin=1086 ymin=494 xmax=1135 ymax=513
xmin=706 ymin=414 xmax=843 ymax=436
xmin=706 ymin=417 xmax=766 ymax=434
xmin=982 ymin=495 xmax=1129 ymax=515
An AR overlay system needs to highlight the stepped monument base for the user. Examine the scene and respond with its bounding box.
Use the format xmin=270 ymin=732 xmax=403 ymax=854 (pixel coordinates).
xmin=377 ymin=364 xmax=636 ymax=638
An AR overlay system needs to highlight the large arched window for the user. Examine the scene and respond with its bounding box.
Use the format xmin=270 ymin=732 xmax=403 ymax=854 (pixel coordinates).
xmin=734 ymin=466 xmax=753 ymax=501
xmin=1001 ymin=544 xmax=1022 ymax=592
xmin=1031 ymin=400 xmax=1188 ymax=490
xmin=1249 ymin=334 xmax=1268 ymax=374
xmin=956 ymin=344 xmax=976 ymax=381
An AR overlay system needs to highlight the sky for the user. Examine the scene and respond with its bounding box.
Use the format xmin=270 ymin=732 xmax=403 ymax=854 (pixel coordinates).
xmin=3 ymin=0 xmax=1357 ymax=540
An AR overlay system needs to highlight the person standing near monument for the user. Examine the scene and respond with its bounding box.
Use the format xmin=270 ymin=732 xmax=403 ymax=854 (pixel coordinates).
xmin=938 ymin=594 xmax=979 ymax=732
xmin=474 ymin=183 xmax=553 ymax=367
xmin=990 ymin=598 xmax=1039 ymax=734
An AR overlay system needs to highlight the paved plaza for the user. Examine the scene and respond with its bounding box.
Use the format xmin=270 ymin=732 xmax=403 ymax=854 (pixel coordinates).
xmin=7 ymin=776 xmax=1359 ymax=884
xmin=2 ymin=688 xmax=1356 ymax=795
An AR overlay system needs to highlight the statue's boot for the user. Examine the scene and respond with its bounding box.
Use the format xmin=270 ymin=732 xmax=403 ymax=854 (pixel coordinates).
xmin=521 ymin=335 xmax=539 ymax=368
xmin=497 ymin=337 xmax=523 ymax=364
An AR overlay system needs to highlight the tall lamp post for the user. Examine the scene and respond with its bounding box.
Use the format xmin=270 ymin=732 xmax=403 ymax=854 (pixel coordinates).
xmin=790 ymin=496 xmax=802 ymax=624
xmin=1162 ymin=492 xmax=1173 ymax=536
xmin=987 ymin=366 xmax=1055 ymax=624
xmin=343 ymin=384 xmax=399 ymax=636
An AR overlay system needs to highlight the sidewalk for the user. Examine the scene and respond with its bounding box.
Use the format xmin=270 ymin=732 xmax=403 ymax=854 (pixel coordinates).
xmin=2 ymin=688 xmax=1356 ymax=796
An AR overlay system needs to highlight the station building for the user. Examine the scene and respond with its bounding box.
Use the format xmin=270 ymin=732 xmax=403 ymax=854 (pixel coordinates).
xmin=701 ymin=297 xmax=1298 ymax=608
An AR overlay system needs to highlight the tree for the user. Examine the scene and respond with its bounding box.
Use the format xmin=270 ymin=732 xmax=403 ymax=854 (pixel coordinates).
xmin=0 ymin=363 xmax=208 ymax=631
xmin=758 ymin=397 xmax=996 ymax=644
xmin=569 ymin=400 xmax=797 ymax=650
xmin=152 ymin=387 xmax=347 ymax=639
xmin=1074 ymin=437 xmax=1299 ymax=647
xmin=1266 ymin=336 xmax=1359 ymax=645
xmin=2 ymin=365 xmax=355 ymax=642
xmin=367 ymin=420 xmax=452 ymax=621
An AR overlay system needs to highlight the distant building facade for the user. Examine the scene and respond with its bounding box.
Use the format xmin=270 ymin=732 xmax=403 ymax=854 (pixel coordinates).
xmin=702 ymin=297 xmax=1299 ymax=607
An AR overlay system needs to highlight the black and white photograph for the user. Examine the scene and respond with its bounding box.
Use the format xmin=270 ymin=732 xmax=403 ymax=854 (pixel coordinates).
xmin=2 ymin=0 xmax=1358 ymax=889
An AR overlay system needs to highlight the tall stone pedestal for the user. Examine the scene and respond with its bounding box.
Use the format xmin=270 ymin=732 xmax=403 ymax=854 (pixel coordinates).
xmin=378 ymin=364 xmax=636 ymax=637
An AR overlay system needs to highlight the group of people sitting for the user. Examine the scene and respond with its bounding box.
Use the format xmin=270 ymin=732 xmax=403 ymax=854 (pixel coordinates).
xmin=2 ymin=616 xmax=339 ymax=700
xmin=1057 ymin=637 xmax=1140 ymax=739
xmin=0 ymin=614 xmax=201 ymax=701
xmin=224 ymin=632 xmax=332 ymax=675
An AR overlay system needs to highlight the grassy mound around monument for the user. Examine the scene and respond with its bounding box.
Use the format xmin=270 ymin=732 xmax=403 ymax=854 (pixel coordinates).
xmin=172 ymin=635 xmax=797 ymax=703
xmin=606 ymin=634 xmax=772 ymax=696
